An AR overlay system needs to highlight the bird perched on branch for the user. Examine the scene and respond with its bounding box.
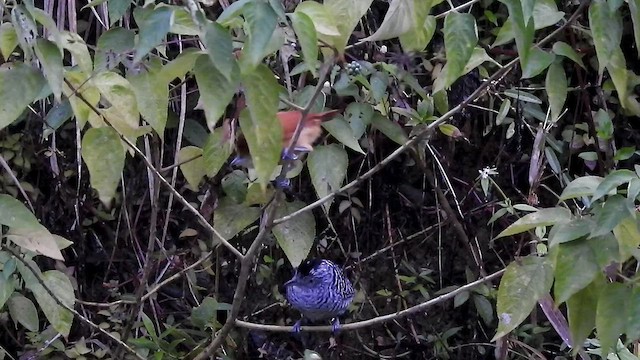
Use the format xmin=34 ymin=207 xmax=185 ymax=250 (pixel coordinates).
xmin=231 ymin=109 xmax=340 ymax=167
xmin=285 ymin=258 xmax=355 ymax=333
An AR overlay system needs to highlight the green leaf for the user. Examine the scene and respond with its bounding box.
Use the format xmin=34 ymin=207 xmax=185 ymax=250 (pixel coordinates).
xmin=240 ymin=64 xmax=282 ymax=188
xmin=7 ymin=294 xmax=39 ymax=332
xmin=496 ymin=99 xmax=511 ymax=124
xmin=191 ymin=297 xmax=220 ymax=330
xmin=493 ymin=256 xmax=554 ymax=340
xmin=0 ymin=23 xmax=18 ymax=60
xmin=553 ymin=239 xmax=598 ymax=304
xmin=295 ymin=1 xmax=340 ymax=36
xmin=521 ymin=48 xmax=554 ymax=79
xmin=289 ymin=11 xmax=318 ymax=75
xmin=371 ymin=113 xmax=408 ymax=145
xmin=202 ymin=21 xmax=235 ymax=81
xmin=321 ymin=0 xmax=374 ymax=54
xmin=592 ymin=169 xmax=636 ymax=202
xmin=159 ymin=48 xmax=202 ymax=83
xmin=308 ymin=144 xmax=348 ymax=211
xmin=559 ymin=175 xmax=603 ymax=201
xmin=552 ymin=41 xmax=585 ymax=69
xmin=203 ymin=131 xmax=234 ymax=178
xmin=273 ymin=200 xmax=316 ymax=267
xmin=178 ymin=146 xmax=205 ymax=190
xmin=0 ymin=62 xmax=47 ymax=131
xmin=435 ymin=12 xmax=477 ymax=92
xmin=7 ymin=226 xmax=64 ymax=260
xmin=399 ymin=1 xmax=436 ymax=52
xmin=361 ymin=0 xmax=415 ymax=41
xmin=588 ymin=234 xmax=620 ymax=268
xmin=0 ymin=276 xmax=15 ymax=309
xmin=567 ymin=278 xmax=599 ymax=354
xmin=548 ymin=217 xmax=593 ymax=247
xmin=81 ymin=127 xmax=126 ymax=206
xmin=0 ymin=194 xmax=40 ymax=229
xmin=612 ymin=216 xmax=640 ymax=262
xmin=369 ymin=71 xmax=388 ymax=103
xmin=128 ymin=67 xmax=168 ymax=138
xmin=95 ymin=27 xmax=135 ymax=72
xmin=133 ymin=6 xmax=173 ymax=63
xmin=545 ymin=61 xmax=567 ymax=122
xmin=92 ymin=71 xmax=143 ymax=144
xmin=213 ymin=198 xmax=261 ymax=240
xmin=63 ymin=70 xmax=100 ymax=127
xmin=596 ymin=282 xmax=629 ymax=357
xmin=589 ymin=0 xmax=623 ymax=73
xmin=241 ymin=1 xmax=278 ymax=70
xmin=171 ymin=6 xmax=199 ymax=35
xmin=322 ymin=117 xmax=365 ymax=154
xmin=590 ymin=195 xmax=629 ymax=238
xmin=499 ymin=0 xmax=534 ymax=69
xmin=503 ymin=89 xmax=542 ymax=104
xmin=60 ymin=31 xmax=93 ymax=74
xmin=194 ymin=55 xmax=239 ymax=131
xmin=28 ymin=270 xmax=75 ymax=337
xmin=626 ymin=286 xmax=640 ymax=342
xmin=108 ymin=0 xmax=132 ymax=25
xmin=496 ymin=207 xmax=572 ymax=238
xmin=630 ymin=0 xmax=640 ymax=59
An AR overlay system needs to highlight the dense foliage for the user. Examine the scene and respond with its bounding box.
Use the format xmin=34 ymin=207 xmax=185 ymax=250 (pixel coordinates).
xmin=0 ymin=0 xmax=640 ymax=359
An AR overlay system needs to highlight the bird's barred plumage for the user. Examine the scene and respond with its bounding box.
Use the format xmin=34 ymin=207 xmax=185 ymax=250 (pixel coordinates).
xmin=285 ymin=259 xmax=355 ymax=332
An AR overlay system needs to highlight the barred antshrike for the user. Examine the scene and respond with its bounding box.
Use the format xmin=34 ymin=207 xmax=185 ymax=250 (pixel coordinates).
xmin=285 ymin=259 xmax=355 ymax=333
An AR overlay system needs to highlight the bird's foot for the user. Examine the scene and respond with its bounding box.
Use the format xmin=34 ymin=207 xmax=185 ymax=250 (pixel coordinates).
xmin=292 ymin=319 xmax=303 ymax=333
xmin=331 ymin=318 xmax=342 ymax=334
xmin=281 ymin=149 xmax=299 ymax=161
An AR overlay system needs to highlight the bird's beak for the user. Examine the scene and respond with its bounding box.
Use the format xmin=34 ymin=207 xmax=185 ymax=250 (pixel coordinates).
xmin=284 ymin=271 xmax=299 ymax=286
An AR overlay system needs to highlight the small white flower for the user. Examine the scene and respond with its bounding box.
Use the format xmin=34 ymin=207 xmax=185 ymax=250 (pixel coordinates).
xmin=479 ymin=167 xmax=498 ymax=179
xmin=380 ymin=45 xmax=388 ymax=54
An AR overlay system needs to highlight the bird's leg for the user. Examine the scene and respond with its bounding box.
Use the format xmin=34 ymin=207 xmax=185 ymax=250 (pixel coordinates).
xmin=292 ymin=318 xmax=304 ymax=333
xmin=274 ymin=177 xmax=291 ymax=189
xmin=280 ymin=148 xmax=299 ymax=161
xmin=331 ymin=318 xmax=342 ymax=334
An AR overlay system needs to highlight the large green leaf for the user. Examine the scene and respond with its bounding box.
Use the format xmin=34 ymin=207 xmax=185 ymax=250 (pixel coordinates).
xmin=592 ymin=169 xmax=636 ymax=202
xmin=596 ymin=282 xmax=629 ymax=357
xmin=81 ymin=127 xmax=126 ymax=206
xmin=0 ymin=22 xmax=18 ymax=59
xmin=493 ymin=256 xmax=554 ymax=340
xmin=308 ymin=144 xmax=348 ymax=211
xmin=399 ymin=0 xmax=436 ymax=52
xmin=589 ymin=0 xmax=623 ymax=74
xmin=630 ymin=0 xmax=640 ymax=58
xmin=626 ymin=286 xmax=640 ymax=343
xmin=321 ymin=0 xmax=374 ymax=55
xmin=612 ymin=216 xmax=640 ymax=262
xmin=559 ymin=176 xmax=603 ymax=201
xmin=499 ymin=0 xmax=534 ymax=70
xmin=28 ymin=270 xmax=75 ymax=337
xmin=553 ymin=240 xmax=598 ymax=304
xmin=289 ymin=11 xmax=318 ymax=75
xmin=590 ymin=195 xmax=629 ymax=238
xmin=548 ymin=217 xmax=593 ymax=247
xmin=34 ymin=39 xmax=63 ymax=102
xmin=496 ymin=207 xmax=572 ymax=238
xmin=107 ymin=0 xmax=131 ymax=25
xmin=273 ymin=200 xmax=316 ymax=267
xmin=203 ymin=131 xmax=233 ymax=178
xmin=128 ymin=66 xmax=169 ymax=138
xmin=371 ymin=112 xmax=408 ymax=145
xmin=552 ymin=41 xmax=585 ymax=69
xmin=213 ymin=198 xmax=261 ymax=241
xmin=521 ymin=47 xmax=554 ymax=79
xmin=0 ymin=194 xmax=40 ymax=229
xmin=194 ymin=55 xmax=239 ymax=131
xmin=239 ymin=64 xmax=282 ymax=188
xmin=159 ymin=48 xmax=202 ymax=83
xmin=567 ymin=278 xmax=599 ymax=355
xmin=0 ymin=275 xmax=15 ymax=310
xmin=7 ymin=294 xmax=39 ymax=332
xmin=132 ymin=6 xmax=173 ymax=63
xmin=94 ymin=27 xmax=135 ymax=72
xmin=7 ymin=226 xmax=64 ymax=261
xmin=435 ymin=12 xmax=477 ymax=92
xmin=60 ymin=31 xmax=93 ymax=73
xmin=361 ymin=0 xmax=415 ymax=42
xmin=63 ymin=69 xmax=100 ymax=127
xmin=241 ymin=1 xmax=278 ymax=70
xmin=0 ymin=62 xmax=47 ymax=131
xmin=92 ymin=71 xmax=143 ymax=144
xmin=202 ymin=21 xmax=235 ymax=81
